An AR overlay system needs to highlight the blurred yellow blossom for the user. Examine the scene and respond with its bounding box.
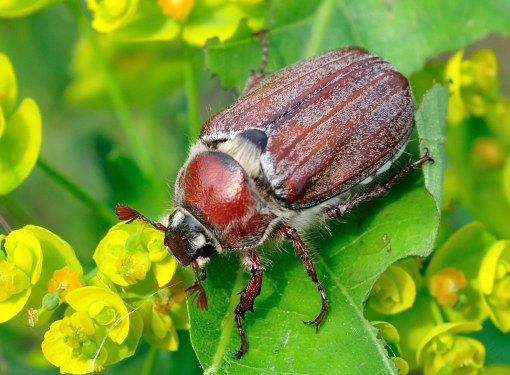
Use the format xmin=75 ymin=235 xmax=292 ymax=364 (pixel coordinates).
xmin=86 ymin=0 xmax=139 ymax=33
xmin=0 ymin=53 xmax=42 ymax=195
xmin=479 ymin=240 xmax=510 ymax=332
xmin=417 ymin=322 xmax=485 ymax=375
xmin=86 ymin=0 xmax=265 ymax=45
xmin=425 ymin=222 xmax=493 ymax=323
xmin=429 ymin=267 xmax=467 ymax=306
xmin=445 ymin=49 xmax=499 ymax=126
xmin=158 ymin=0 xmax=195 ymax=20
xmin=368 ymin=264 xmax=416 ymax=314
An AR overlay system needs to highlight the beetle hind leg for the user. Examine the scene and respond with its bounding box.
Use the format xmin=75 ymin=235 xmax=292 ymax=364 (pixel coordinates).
xmin=325 ymin=149 xmax=434 ymax=218
xmin=281 ymin=225 xmax=328 ymax=332
xmin=242 ymin=30 xmax=269 ymax=95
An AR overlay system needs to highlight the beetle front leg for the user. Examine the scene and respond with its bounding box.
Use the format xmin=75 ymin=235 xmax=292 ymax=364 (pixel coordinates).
xmin=280 ymin=225 xmax=328 ymax=331
xmin=325 ymin=150 xmax=434 ymax=218
xmin=234 ymin=249 xmax=264 ymax=358
xmin=185 ymin=261 xmax=208 ymax=310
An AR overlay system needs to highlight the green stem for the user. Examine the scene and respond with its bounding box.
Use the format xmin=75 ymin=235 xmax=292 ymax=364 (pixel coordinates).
xmin=37 ymin=158 xmax=115 ymax=225
xmin=183 ymin=44 xmax=201 ymax=141
xmin=65 ymin=1 xmax=155 ymax=176
xmin=141 ymin=346 xmax=159 ymax=375
xmin=304 ymin=0 xmax=337 ymax=57
xmin=430 ymin=299 xmax=444 ymax=325
xmin=0 ymin=213 xmax=12 ymax=233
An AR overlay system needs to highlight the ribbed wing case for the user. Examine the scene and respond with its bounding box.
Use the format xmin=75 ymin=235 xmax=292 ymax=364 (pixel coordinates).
xmin=200 ymin=47 xmax=414 ymax=208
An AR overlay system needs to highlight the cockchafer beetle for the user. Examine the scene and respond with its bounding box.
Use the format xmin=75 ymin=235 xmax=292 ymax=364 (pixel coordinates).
xmin=116 ymin=45 xmax=433 ymax=358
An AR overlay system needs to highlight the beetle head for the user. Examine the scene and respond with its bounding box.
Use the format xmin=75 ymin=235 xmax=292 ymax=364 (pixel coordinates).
xmin=165 ymin=208 xmax=219 ymax=267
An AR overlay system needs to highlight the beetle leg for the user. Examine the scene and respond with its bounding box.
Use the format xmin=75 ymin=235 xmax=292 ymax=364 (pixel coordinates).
xmin=186 ymin=261 xmax=208 ymax=310
xmin=325 ymin=150 xmax=435 ymax=218
xmin=234 ymin=250 xmax=264 ymax=358
xmin=242 ymin=30 xmax=269 ymax=94
xmin=281 ymin=225 xmax=328 ymax=332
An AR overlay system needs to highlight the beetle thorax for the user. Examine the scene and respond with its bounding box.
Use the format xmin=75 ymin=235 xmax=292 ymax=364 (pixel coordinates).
xmin=173 ymin=139 xmax=277 ymax=251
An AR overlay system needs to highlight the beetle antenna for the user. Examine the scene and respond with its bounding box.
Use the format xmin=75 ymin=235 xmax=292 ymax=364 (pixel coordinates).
xmin=115 ymin=204 xmax=167 ymax=231
xmin=186 ymin=261 xmax=208 ymax=310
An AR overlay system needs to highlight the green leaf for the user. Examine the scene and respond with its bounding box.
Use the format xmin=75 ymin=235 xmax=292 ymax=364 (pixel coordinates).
xmin=189 ymin=181 xmax=439 ymax=373
xmin=187 ymin=93 xmax=445 ymax=372
xmin=206 ymin=0 xmax=510 ymax=91
xmin=415 ymin=84 xmax=449 ymax=212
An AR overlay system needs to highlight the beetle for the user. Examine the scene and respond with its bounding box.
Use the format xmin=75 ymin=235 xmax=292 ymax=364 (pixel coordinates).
xmin=116 ymin=46 xmax=433 ymax=358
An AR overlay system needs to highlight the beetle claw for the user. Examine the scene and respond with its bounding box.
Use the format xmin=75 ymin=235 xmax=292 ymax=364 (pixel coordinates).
xmin=303 ymin=320 xmax=321 ymax=333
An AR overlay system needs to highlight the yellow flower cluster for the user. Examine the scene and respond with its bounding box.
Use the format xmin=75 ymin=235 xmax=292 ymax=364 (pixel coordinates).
xmin=42 ymin=286 xmax=140 ymax=373
xmin=364 ymin=48 xmax=510 ymax=375
xmin=1 ymin=218 xmax=188 ymax=374
xmin=85 ymin=0 xmax=265 ymax=45
xmin=0 ymin=226 xmax=83 ymax=325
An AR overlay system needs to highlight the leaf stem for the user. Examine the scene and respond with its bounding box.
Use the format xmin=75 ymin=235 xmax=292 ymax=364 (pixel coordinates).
xmin=65 ymin=1 xmax=155 ymax=176
xmin=141 ymin=346 xmax=159 ymax=375
xmin=37 ymin=158 xmax=115 ymax=225
xmin=430 ymin=299 xmax=444 ymax=325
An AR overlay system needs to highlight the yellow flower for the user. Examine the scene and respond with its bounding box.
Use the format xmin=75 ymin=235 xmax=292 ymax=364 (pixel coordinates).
xmin=48 ymin=266 xmax=83 ymax=300
xmin=0 ymin=229 xmax=42 ymax=323
xmin=42 ymin=311 xmax=105 ymax=373
xmin=145 ymin=301 xmax=179 ymax=351
xmin=42 ymin=286 xmax=142 ymax=374
xmin=429 ymin=267 xmax=467 ymax=306
xmin=16 ymin=225 xmax=83 ymax=327
xmin=94 ymin=221 xmax=177 ymax=287
xmin=368 ymin=264 xmax=416 ymax=314
xmin=479 ymin=240 xmax=510 ymax=332
xmin=69 ymin=287 xmax=130 ymax=343
xmin=417 ymin=322 xmax=485 ymax=375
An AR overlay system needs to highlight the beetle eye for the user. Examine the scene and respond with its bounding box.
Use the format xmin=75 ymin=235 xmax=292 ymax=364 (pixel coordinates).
xmin=198 ymin=244 xmax=218 ymax=259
